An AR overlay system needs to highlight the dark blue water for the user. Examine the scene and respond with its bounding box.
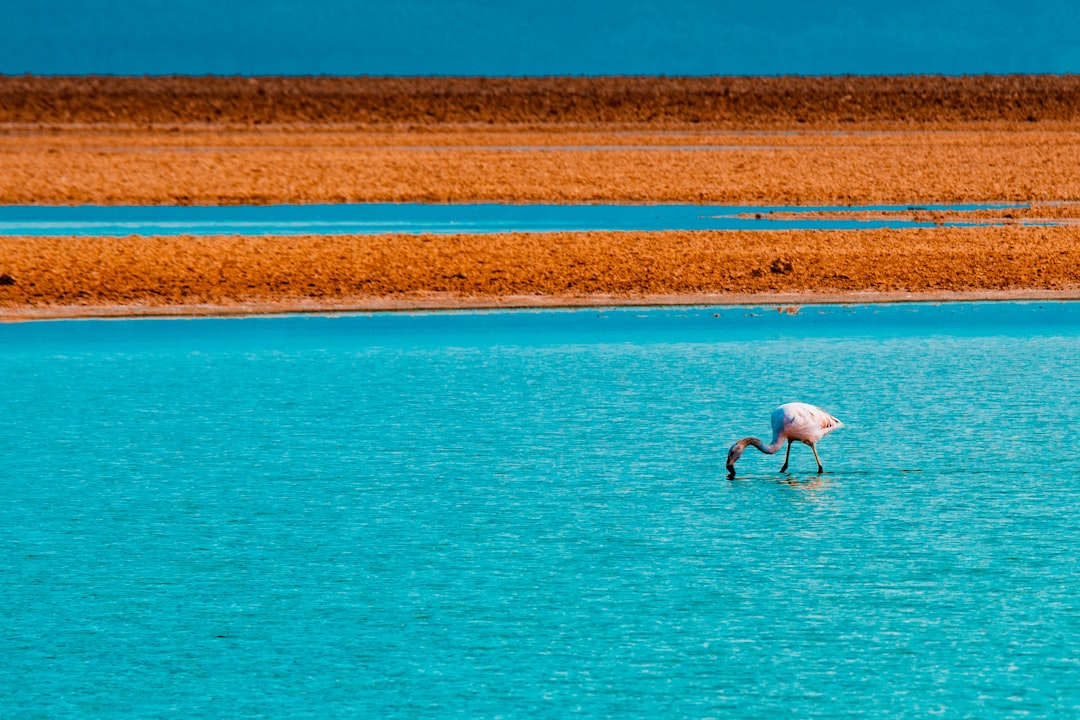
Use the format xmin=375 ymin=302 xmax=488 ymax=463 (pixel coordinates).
xmin=0 ymin=203 xmax=1027 ymax=236
xmin=3 ymin=0 xmax=1079 ymax=75
xmin=2 ymin=303 xmax=1079 ymax=717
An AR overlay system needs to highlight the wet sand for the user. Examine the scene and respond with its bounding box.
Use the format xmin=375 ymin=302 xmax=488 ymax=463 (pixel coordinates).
xmin=4 ymin=75 xmax=1080 ymax=318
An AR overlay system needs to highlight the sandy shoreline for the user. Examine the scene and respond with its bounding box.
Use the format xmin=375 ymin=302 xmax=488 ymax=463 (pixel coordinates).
xmin=5 ymin=75 xmax=1080 ymax=318
xmin=5 ymin=289 xmax=1080 ymax=322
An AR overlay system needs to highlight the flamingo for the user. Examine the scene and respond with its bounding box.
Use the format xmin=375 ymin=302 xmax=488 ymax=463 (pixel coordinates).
xmin=726 ymin=402 xmax=843 ymax=477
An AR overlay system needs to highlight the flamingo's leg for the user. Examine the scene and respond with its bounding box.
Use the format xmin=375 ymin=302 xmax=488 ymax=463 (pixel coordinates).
xmin=811 ymin=443 xmax=824 ymax=474
xmin=779 ymin=440 xmax=792 ymax=472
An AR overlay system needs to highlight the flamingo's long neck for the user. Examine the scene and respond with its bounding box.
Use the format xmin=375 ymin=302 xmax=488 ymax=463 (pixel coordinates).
xmin=740 ymin=436 xmax=785 ymax=455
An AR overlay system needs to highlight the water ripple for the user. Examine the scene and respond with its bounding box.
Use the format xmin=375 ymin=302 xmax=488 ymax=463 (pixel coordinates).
xmin=1 ymin=304 xmax=1078 ymax=718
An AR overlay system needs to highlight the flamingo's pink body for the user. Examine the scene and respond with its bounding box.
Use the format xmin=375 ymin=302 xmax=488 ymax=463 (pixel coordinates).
xmin=726 ymin=402 xmax=843 ymax=476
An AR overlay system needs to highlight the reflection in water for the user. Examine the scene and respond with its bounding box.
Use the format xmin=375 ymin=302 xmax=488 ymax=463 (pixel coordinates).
xmin=777 ymin=475 xmax=831 ymax=490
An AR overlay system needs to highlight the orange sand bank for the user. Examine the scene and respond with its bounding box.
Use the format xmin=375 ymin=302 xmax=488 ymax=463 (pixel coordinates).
xmin=6 ymin=128 xmax=1080 ymax=205
xmin=5 ymin=75 xmax=1080 ymax=317
xmin=3 ymin=227 xmax=1079 ymax=320
xmin=5 ymin=75 xmax=1080 ymax=127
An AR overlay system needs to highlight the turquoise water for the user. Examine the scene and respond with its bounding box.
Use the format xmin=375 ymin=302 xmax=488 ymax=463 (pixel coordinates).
xmin=3 ymin=0 xmax=1079 ymax=76
xmin=0 ymin=203 xmax=1029 ymax=237
xmin=2 ymin=303 xmax=1079 ymax=717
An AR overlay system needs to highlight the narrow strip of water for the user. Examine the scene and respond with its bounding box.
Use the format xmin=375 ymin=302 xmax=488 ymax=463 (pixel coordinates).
xmin=0 ymin=202 xmax=1029 ymax=236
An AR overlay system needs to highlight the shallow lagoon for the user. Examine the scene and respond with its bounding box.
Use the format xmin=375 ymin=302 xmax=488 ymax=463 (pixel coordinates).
xmin=0 ymin=202 xmax=1030 ymax=236
xmin=2 ymin=303 xmax=1079 ymax=717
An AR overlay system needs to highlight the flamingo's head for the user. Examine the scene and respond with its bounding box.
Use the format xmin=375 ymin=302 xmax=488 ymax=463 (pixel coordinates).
xmin=725 ymin=442 xmax=744 ymax=476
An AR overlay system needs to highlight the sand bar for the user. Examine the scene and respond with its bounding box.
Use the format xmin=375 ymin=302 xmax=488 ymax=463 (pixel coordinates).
xmin=5 ymin=75 xmax=1080 ymax=127
xmin=4 ymin=75 xmax=1080 ymax=317
xmin=2 ymin=226 xmax=1079 ymax=320
xmin=5 ymin=125 xmax=1080 ymax=205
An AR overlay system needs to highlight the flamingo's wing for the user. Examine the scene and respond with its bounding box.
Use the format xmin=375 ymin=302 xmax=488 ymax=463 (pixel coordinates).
xmin=780 ymin=403 xmax=842 ymax=442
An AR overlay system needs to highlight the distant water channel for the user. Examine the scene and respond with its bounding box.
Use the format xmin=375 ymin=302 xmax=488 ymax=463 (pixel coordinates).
xmin=2 ymin=303 xmax=1078 ymax=718
xmin=0 ymin=202 xmax=1030 ymax=236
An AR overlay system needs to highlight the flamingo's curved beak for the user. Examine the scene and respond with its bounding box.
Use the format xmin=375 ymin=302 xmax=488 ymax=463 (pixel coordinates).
xmin=725 ymin=460 xmax=736 ymax=477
